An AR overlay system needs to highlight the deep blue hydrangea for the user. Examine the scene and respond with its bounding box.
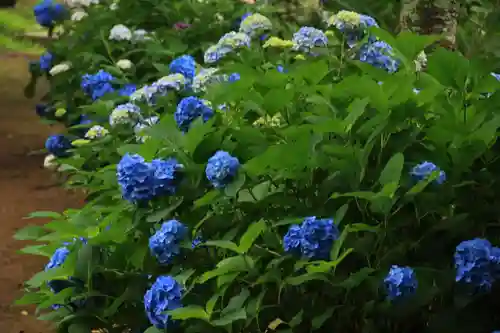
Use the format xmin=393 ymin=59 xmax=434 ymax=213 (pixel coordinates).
xmin=384 ymin=265 xmax=418 ymax=301
xmin=169 ymin=55 xmax=196 ymax=80
xmin=118 ymin=83 xmax=137 ymax=97
xmin=33 ymin=0 xmax=65 ymax=28
xmin=228 ymin=73 xmax=240 ymax=82
xmin=205 ymin=150 xmax=240 ymax=188
xmin=149 ymin=220 xmax=188 ymax=264
xmin=174 ymin=96 xmax=214 ymax=132
xmin=45 ymin=134 xmax=72 ymax=157
xmin=358 ymin=41 xmax=399 ymax=73
xmin=276 ymin=65 xmax=287 ymax=73
xmin=283 ymin=216 xmax=339 ymax=260
xmin=36 ymin=103 xmax=50 ymax=117
xmin=45 ymin=246 xmax=70 ymax=271
xmin=81 ymin=70 xmax=115 ymax=100
xmin=39 ymin=52 xmax=53 ymax=71
xmin=117 ymin=154 xmax=182 ymax=203
xmin=454 ymin=238 xmax=500 ymax=292
xmin=291 ymin=27 xmax=328 ymax=54
xmin=192 ymin=235 xmax=203 ymax=248
xmin=144 ymin=276 xmax=184 ymax=329
xmin=410 ymin=161 xmax=446 ymax=185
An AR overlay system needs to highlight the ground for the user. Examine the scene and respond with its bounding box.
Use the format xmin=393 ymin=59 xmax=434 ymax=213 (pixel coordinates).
xmin=0 ymin=54 xmax=81 ymax=332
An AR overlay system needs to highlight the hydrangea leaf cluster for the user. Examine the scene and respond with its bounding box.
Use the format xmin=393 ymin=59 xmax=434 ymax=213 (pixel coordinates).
xmin=149 ymin=220 xmax=188 ymax=264
xmin=283 ymin=216 xmax=339 ymax=260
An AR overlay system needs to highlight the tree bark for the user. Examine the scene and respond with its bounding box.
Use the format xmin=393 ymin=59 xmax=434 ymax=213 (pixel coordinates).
xmin=399 ymin=0 xmax=459 ymax=50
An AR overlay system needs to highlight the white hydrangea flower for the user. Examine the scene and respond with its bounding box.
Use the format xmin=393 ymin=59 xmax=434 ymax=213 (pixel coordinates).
xmin=134 ymin=116 xmax=159 ymax=142
xmin=132 ymin=29 xmax=151 ymax=43
xmin=43 ymin=154 xmax=58 ymax=170
xmin=71 ymin=10 xmax=87 ymax=21
xmin=109 ymin=1 xmax=118 ymax=10
xmin=65 ymin=0 xmax=98 ymax=7
xmin=109 ymin=24 xmax=132 ymax=41
xmin=85 ymin=125 xmax=109 ymax=139
xmin=116 ymin=59 xmax=133 ymax=70
xmin=49 ymin=62 xmax=71 ymax=76
xmin=414 ymin=51 xmax=427 ymax=72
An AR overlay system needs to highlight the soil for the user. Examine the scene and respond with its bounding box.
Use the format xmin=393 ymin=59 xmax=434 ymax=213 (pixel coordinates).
xmin=0 ymin=54 xmax=82 ymax=332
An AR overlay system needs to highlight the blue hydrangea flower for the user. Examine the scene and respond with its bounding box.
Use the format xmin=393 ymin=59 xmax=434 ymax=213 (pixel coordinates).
xmin=204 ymin=44 xmax=234 ymax=64
xmin=328 ymin=11 xmax=378 ymax=47
xmin=39 ymin=52 xmax=53 ymax=71
xmin=175 ymin=96 xmax=214 ymax=132
xmin=45 ymin=246 xmax=70 ymax=271
xmin=410 ymin=161 xmax=446 ymax=185
xmin=109 ymin=103 xmax=141 ymax=127
xmin=384 ymin=265 xmax=418 ymax=301
xmin=117 ymin=154 xmax=182 ymax=203
xmin=33 ymin=0 xmax=65 ymax=28
xmin=118 ymin=83 xmax=137 ymax=97
xmin=204 ymin=32 xmax=251 ymax=64
xmin=228 ymin=73 xmax=240 ymax=82
xmin=154 ymin=74 xmax=186 ymax=94
xmin=144 ymin=276 xmax=183 ymax=329
xmin=192 ymin=68 xmax=223 ymax=92
xmin=239 ymin=13 xmax=272 ymax=37
xmin=45 ymin=135 xmax=72 ymax=157
xmin=205 ymin=151 xmax=240 ymax=188
xmin=358 ymin=41 xmax=399 ymax=73
xmin=455 ymin=238 xmax=498 ymax=291
xmin=169 ymin=55 xmax=196 ymax=80
xmin=192 ymin=235 xmax=203 ymax=248
xmin=81 ymin=70 xmax=115 ymax=101
xmin=149 ymin=220 xmax=188 ymax=264
xmin=283 ymin=216 xmax=339 ymax=260
xmin=491 ymin=72 xmax=500 ymax=81
xmin=276 ymin=65 xmax=287 ymax=73
xmin=291 ymin=27 xmax=328 ymax=54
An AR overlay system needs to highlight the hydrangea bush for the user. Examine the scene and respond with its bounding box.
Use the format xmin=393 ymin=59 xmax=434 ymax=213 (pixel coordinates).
xmin=15 ymin=2 xmax=500 ymax=333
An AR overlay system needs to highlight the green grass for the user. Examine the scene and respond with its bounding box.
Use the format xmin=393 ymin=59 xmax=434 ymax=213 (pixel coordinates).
xmin=0 ymin=34 xmax=44 ymax=54
xmin=0 ymin=6 xmax=45 ymax=54
xmin=0 ymin=10 xmax=43 ymax=33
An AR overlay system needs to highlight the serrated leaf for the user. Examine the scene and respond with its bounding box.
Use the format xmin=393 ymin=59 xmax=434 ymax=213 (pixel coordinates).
xmin=238 ymin=220 xmax=267 ymax=253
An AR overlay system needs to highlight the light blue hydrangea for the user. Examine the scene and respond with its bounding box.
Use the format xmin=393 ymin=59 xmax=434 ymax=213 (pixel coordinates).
xmin=205 ymin=150 xmax=240 ymax=188
xmin=328 ymin=10 xmax=378 ymax=47
xmin=204 ymin=32 xmax=251 ymax=64
xmin=283 ymin=216 xmax=339 ymax=260
xmin=204 ymin=44 xmax=234 ymax=64
xmin=358 ymin=41 xmax=399 ymax=73
xmin=291 ymin=27 xmax=328 ymax=54
xmin=149 ymin=220 xmax=188 ymax=265
xmin=384 ymin=265 xmax=418 ymax=301
xmin=144 ymin=276 xmax=183 ymax=329
xmin=192 ymin=68 xmax=221 ymax=92
xmin=410 ymin=161 xmax=446 ymax=185
xmin=239 ymin=13 xmax=272 ymax=37
xmin=174 ymin=96 xmax=214 ymax=132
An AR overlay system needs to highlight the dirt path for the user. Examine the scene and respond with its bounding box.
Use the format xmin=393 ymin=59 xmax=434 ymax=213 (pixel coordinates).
xmin=0 ymin=55 xmax=82 ymax=333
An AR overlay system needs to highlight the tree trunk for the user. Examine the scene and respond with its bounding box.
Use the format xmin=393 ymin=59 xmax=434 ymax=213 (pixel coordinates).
xmin=399 ymin=0 xmax=459 ymax=50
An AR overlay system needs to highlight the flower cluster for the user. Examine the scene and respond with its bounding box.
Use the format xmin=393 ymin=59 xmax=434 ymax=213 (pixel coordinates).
xmin=174 ymin=96 xmax=214 ymax=132
xmin=144 ymin=276 xmax=183 ymax=329
xmin=283 ymin=216 xmax=339 ymax=260
xmin=109 ymin=24 xmax=132 ymax=41
xmin=239 ymin=13 xmax=272 ymax=37
xmin=410 ymin=161 xmax=446 ymax=185
xmin=134 ymin=116 xmax=159 ymax=143
xmin=117 ymin=154 xmax=183 ymax=203
xmin=45 ymin=134 xmax=72 ymax=157
xmin=109 ymin=103 xmax=141 ymax=127
xmin=85 ymin=125 xmax=109 ymax=139
xmin=205 ymin=150 xmax=240 ymax=188
xmin=328 ymin=10 xmax=378 ymax=47
xmin=455 ymin=238 xmax=500 ymax=292
xmin=34 ymin=0 xmax=65 ymax=28
xmin=81 ymin=70 xmax=115 ymax=100
xmin=291 ymin=27 xmax=328 ymax=54
xmin=149 ymin=220 xmax=188 ymax=264
xmin=131 ymin=75 xmax=185 ymax=105
xmin=204 ymin=31 xmax=251 ymax=64
xmin=169 ymin=55 xmax=196 ymax=81
xmin=358 ymin=41 xmax=399 ymax=73
xmin=39 ymin=52 xmax=53 ymax=71
xmin=384 ymin=265 xmax=418 ymax=301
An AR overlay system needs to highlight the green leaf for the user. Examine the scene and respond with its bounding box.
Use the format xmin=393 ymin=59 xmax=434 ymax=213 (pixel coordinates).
xmin=427 ymin=48 xmax=469 ymax=89
xmin=395 ymin=32 xmax=439 ymax=62
xmin=224 ymin=172 xmax=246 ymax=197
xmin=15 ymin=292 xmax=45 ymax=305
xmin=14 ymin=225 xmax=47 ymax=240
xmin=285 ymin=273 xmax=328 ymax=286
xmin=25 ymin=211 xmax=61 ymax=219
xmin=211 ymin=308 xmax=247 ymax=326
xmin=143 ymin=326 xmax=163 ymax=333
xmin=343 ymin=97 xmax=369 ymax=132
xmin=221 ymin=288 xmax=250 ymax=316
xmin=194 ymin=190 xmax=219 ymax=208
xmin=337 ymin=267 xmax=376 ymax=289
xmin=238 ymin=220 xmax=267 ymax=253
xmin=198 ymin=256 xmax=253 ymax=283
xmin=174 ymin=268 xmax=196 ymax=286
xmin=311 ymin=307 xmax=336 ymax=329
xmin=168 ymin=305 xmax=210 ymax=321
xmin=182 ymin=117 xmax=214 ymax=154
xmin=146 ymin=197 xmax=184 ymax=222
xmin=331 ymin=191 xmax=375 ymax=200
xmin=203 ymin=240 xmax=241 ymax=253
xmin=334 ymin=204 xmax=349 ymax=225
xmin=73 ymin=244 xmax=99 ymax=282
xmin=288 ymin=309 xmax=303 ymax=327
xmin=378 ymin=153 xmax=404 ymax=186
xmin=263 ymin=88 xmax=294 ymax=114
